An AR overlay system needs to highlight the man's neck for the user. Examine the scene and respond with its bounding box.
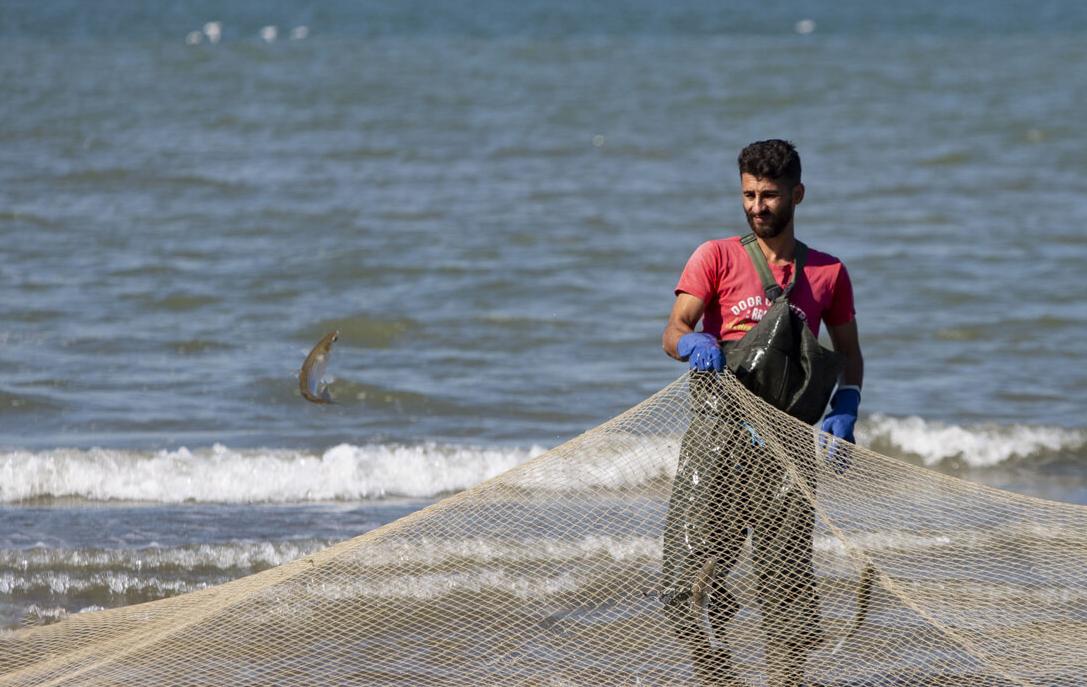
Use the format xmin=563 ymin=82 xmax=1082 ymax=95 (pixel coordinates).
xmin=755 ymin=226 xmax=797 ymax=266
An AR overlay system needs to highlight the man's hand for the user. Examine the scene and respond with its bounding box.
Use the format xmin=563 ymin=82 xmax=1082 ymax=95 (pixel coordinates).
xmin=820 ymin=387 xmax=860 ymax=475
xmin=677 ymin=333 xmax=724 ymax=372
xmin=820 ymin=435 xmax=851 ymax=475
xmin=821 ymin=387 xmax=861 ymax=443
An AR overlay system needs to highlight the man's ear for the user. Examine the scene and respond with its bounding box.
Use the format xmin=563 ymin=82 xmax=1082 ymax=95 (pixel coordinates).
xmin=793 ymin=182 xmax=806 ymax=205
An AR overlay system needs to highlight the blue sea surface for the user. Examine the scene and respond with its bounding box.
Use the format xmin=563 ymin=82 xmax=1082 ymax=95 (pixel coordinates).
xmin=2 ymin=0 xmax=1086 ymax=629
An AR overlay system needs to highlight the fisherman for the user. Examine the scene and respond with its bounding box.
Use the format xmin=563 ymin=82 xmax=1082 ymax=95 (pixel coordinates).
xmin=660 ymin=139 xmax=864 ymax=686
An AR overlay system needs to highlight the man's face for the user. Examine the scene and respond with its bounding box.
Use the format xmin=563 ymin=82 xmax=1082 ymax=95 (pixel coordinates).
xmin=741 ymin=173 xmax=804 ymax=239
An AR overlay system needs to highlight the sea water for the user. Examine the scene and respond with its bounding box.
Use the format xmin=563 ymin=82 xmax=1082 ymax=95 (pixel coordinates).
xmin=2 ymin=0 xmax=1087 ymax=630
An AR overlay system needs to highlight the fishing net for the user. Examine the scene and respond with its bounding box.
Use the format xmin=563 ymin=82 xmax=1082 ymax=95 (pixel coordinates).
xmin=3 ymin=371 xmax=1085 ymax=686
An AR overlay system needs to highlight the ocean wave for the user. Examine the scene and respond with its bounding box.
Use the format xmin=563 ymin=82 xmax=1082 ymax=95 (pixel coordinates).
xmin=2 ymin=527 xmax=1065 ymax=622
xmin=0 ymin=570 xmax=206 ymax=598
xmin=346 ymin=530 xmax=976 ymax=572
xmin=0 ymin=541 xmax=332 ymax=574
xmin=859 ymin=414 xmax=1087 ymax=468
xmin=0 ymin=443 xmax=544 ymax=504
xmin=4 ymin=414 xmax=1082 ymax=504
xmin=1 ymin=528 xmax=979 ymax=580
xmin=507 ymin=434 xmax=678 ymax=493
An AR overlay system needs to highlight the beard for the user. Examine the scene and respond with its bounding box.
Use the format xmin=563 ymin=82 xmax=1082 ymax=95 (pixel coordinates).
xmin=746 ymin=202 xmax=794 ymax=239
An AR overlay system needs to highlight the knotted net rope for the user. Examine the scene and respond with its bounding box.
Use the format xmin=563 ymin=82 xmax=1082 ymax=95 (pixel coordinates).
xmin=2 ymin=372 xmax=1085 ymax=686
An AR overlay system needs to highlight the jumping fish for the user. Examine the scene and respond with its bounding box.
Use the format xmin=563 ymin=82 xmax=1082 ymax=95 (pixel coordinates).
xmin=299 ymin=330 xmax=338 ymax=404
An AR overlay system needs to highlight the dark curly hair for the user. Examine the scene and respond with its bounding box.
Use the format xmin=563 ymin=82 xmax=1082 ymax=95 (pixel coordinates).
xmin=737 ymin=139 xmax=802 ymax=187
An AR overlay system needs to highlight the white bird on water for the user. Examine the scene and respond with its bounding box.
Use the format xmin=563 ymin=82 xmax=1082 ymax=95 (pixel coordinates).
xmin=203 ymin=21 xmax=222 ymax=44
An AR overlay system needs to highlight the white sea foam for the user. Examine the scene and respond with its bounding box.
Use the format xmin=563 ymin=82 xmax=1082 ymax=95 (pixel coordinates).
xmin=4 ymin=416 xmax=1076 ymax=504
xmin=814 ymin=530 xmax=955 ymax=557
xmin=0 ymin=529 xmax=981 ymax=591
xmin=858 ymin=414 xmax=1086 ymax=468
xmin=202 ymin=21 xmax=222 ymax=44
xmin=507 ymin=434 xmax=679 ymax=492
xmin=349 ymin=535 xmax=661 ymax=569
xmin=0 ymin=525 xmax=1051 ymax=604
xmin=0 ymin=443 xmax=544 ymax=504
xmin=348 ymin=529 xmax=973 ymax=573
xmin=0 ymin=571 xmax=202 ymax=597
xmin=297 ymin=569 xmax=583 ymax=602
xmin=0 ymin=541 xmax=332 ymax=572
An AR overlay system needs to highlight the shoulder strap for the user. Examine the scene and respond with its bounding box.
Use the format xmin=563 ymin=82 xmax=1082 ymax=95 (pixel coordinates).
xmin=740 ymin=233 xmax=807 ymax=301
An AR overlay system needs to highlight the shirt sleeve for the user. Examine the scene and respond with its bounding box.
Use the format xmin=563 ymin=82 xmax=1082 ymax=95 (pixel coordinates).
xmin=824 ymin=262 xmax=856 ymax=327
xmin=674 ymin=241 xmax=718 ymax=303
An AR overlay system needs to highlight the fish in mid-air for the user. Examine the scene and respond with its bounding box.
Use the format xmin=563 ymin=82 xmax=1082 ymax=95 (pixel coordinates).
xmin=299 ymin=330 xmax=339 ymax=404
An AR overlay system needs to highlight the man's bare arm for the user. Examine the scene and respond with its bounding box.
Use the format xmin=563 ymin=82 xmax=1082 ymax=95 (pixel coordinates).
xmin=662 ymin=293 xmax=708 ymax=360
xmin=826 ymin=319 xmax=864 ymax=389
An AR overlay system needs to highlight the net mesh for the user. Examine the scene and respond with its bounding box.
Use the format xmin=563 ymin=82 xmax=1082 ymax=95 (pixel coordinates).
xmin=3 ymin=372 xmax=1086 ymax=686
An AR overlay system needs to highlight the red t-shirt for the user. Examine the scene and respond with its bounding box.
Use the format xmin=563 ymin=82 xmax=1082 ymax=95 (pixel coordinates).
xmin=675 ymin=236 xmax=855 ymax=342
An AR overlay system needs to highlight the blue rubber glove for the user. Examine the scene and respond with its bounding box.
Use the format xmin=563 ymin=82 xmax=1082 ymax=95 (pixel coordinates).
xmin=821 ymin=387 xmax=861 ymax=443
xmin=820 ymin=387 xmax=861 ymax=475
xmin=676 ymin=332 xmax=723 ymax=372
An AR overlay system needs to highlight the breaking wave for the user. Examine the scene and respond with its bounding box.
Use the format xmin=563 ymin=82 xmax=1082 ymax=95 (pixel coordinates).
xmin=859 ymin=414 xmax=1087 ymax=468
xmin=3 ymin=415 xmax=1084 ymax=504
xmin=0 ymin=443 xmax=544 ymax=503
